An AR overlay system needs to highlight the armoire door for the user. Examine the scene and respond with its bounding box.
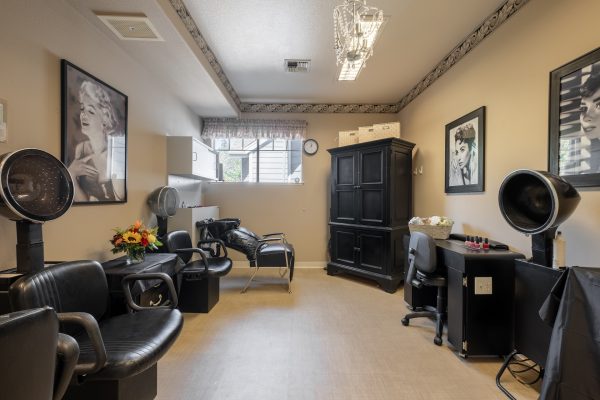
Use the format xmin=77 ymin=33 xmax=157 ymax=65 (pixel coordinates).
xmin=357 ymin=146 xmax=387 ymax=226
xmin=330 ymin=150 xmax=358 ymax=224
xmin=356 ymin=229 xmax=387 ymax=274
xmin=330 ymin=226 xmax=358 ymax=268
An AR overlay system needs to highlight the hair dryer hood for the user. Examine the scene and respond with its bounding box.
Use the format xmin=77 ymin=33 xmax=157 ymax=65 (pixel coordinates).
xmin=498 ymin=169 xmax=580 ymax=235
xmin=147 ymin=186 xmax=179 ymax=218
xmin=0 ymin=149 xmax=74 ymax=223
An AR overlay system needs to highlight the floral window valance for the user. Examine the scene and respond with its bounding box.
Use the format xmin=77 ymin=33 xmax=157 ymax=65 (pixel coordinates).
xmin=202 ymin=118 xmax=307 ymax=140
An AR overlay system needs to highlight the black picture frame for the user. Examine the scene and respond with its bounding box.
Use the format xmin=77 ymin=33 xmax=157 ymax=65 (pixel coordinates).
xmin=549 ymin=46 xmax=600 ymax=187
xmin=61 ymin=60 xmax=128 ymax=204
xmin=445 ymin=106 xmax=485 ymax=193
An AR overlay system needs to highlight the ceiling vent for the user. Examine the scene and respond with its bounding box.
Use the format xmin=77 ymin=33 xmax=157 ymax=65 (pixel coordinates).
xmin=284 ymin=59 xmax=311 ymax=73
xmin=96 ymin=13 xmax=164 ymax=41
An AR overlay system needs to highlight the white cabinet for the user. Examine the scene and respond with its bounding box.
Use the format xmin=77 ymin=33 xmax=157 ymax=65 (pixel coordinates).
xmin=170 ymin=206 xmax=219 ymax=246
xmin=167 ymin=136 xmax=217 ymax=180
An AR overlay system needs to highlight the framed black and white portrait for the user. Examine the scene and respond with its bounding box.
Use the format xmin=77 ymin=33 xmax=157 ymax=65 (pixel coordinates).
xmin=549 ymin=47 xmax=600 ymax=187
xmin=61 ymin=60 xmax=128 ymax=204
xmin=445 ymin=106 xmax=485 ymax=193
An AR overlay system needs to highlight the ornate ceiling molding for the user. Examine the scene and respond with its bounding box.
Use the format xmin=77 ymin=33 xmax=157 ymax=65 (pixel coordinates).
xmin=396 ymin=0 xmax=529 ymax=111
xmin=240 ymin=103 xmax=400 ymax=114
xmin=168 ymin=0 xmax=242 ymax=108
xmin=170 ymin=0 xmax=528 ymax=114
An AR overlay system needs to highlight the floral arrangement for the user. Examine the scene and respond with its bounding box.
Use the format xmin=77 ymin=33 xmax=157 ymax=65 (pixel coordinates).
xmin=110 ymin=220 xmax=162 ymax=263
xmin=409 ymin=216 xmax=454 ymax=226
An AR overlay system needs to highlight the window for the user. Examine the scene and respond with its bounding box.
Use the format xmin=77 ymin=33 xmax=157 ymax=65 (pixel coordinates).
xmin=213 ymin=138 xmax=303 ymax=183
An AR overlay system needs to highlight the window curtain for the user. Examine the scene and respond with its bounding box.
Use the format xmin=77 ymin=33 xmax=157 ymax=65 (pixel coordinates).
xmin=202 ymin=118 xmax=307 ymax=140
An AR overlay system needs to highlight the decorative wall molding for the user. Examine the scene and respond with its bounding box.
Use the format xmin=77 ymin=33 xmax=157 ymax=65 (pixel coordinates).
xmin=395 ymin=0 xmax=529 ymax=111
xmin=168 ymin=0 xmax=242 ymax=108
xmin=240 ymin=103 xmax=400 ymax=114
xmin=170 ymin=0 xmax=528 ymax=114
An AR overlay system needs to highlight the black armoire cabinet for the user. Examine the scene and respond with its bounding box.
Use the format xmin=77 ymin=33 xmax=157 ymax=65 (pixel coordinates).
xmin=327 ymin=137 xmax=415 ymax=293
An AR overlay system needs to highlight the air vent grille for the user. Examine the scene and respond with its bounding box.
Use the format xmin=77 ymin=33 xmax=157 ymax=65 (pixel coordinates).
xmin=284 ymin=59 xmax=311 ymax=73
xmin=96 ymin=13 xmax=164 ymax=41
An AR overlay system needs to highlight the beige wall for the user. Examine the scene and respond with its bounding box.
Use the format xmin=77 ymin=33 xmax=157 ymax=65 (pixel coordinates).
xmin=399 ymin=0 xmax=600 ymax=266
xmin=0 ymin=0 xmax=199 ymax=268
xmin=203 ymin=113 xmax=396 ymax=262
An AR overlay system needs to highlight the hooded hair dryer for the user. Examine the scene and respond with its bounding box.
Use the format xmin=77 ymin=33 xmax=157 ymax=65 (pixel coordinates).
xmin=0 ymin=149 xmax=74 ymax=273
xmin=498 ymin=169 xmax=580 ymax=267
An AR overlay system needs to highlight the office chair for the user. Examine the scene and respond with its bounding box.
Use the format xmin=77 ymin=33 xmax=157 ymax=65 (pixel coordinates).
xmin=164 ymin=230 xmax=233 ymax=312
xmin=0 ymin=307 xmax=79 ymax=400
xmin=401 ymin=232 xmax=447 ymax=346
xmin=9 ymin=260 xmax=183 ymax=400
xmin=198 ymin=219 xmax=294 ymax=293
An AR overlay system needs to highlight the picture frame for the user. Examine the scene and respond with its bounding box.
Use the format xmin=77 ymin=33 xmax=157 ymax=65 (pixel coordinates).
xmin=445 ymin=106 xmax=485 ymax=193
xmin=549 ymin=46 xmax=600 ymax=187
xmin=61 ymin=59 xmax=128 ymax=204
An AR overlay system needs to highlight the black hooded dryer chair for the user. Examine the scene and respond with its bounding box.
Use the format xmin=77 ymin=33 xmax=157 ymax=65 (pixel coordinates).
xmin=198 ymin=219 xmax=295 ymax=293
xmin=9 ymin=260 xmax=183 ymax=400
xmin=401 ymin=232 xmax=447 ymax=346
xmin=164 ymin=230 xmax=233 ymax=313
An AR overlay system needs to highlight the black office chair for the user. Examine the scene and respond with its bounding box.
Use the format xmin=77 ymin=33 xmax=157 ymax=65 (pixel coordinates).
xmin=0 ymin=307 xmax=79 ymax=400
xmin=164 ymin=230 xmax=233 ymax=313
xmin=9 ymin=260 xmax=183 ymax=400
xmin=401 ymin=232 xmax=447 ymax=346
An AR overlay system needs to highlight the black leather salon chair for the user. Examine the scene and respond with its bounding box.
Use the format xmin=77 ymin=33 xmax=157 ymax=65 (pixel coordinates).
xmin=0 ymin=307 xmax=79 ymax=400
xmin=9 ymin=260 xmax=183 ymax=400
xmin=223 ymin=227 xmax=294 ymax=293
xmin=401 ymin=232 xmax=447 ymax=346
xmin=164 ymin=230 xmax=233 ymax=313
xmin=197 ymin=219 xmax=295 ymax=293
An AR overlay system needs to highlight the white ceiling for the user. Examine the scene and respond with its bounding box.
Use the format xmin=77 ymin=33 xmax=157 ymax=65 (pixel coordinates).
xmin=67 ymin=0 xmax=510 ymax=115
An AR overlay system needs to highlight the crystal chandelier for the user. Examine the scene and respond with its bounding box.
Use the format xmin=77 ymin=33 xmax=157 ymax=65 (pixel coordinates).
xmin=334 ymin=0 xmax=384 ymax=80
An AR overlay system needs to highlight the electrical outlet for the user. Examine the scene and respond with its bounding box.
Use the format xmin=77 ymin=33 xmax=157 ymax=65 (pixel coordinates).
xmin=474 ymin=276 xmax=492 ymax=295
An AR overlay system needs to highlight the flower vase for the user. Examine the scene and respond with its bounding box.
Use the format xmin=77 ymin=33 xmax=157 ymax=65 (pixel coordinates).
xmin=126 ymin=248 xmax=145 ymax=264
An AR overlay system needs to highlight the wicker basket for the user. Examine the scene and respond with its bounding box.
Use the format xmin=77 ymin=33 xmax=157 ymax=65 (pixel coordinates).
xmin=408 ymin=224 xmax=453 ymax=239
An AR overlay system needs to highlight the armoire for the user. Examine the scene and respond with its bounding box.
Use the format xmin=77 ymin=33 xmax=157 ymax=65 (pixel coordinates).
xmin=327 ymin=137 xmax=415 ymax=293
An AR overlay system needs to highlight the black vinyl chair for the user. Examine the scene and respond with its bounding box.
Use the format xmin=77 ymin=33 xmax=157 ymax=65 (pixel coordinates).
xmin=0 ymin=307 xmax=79 ymax=400
xmin=164 ymin=230 xmax=233 ymax=313
xmin=401 ymin=232 xmax=447 ymax=346
xmin=197 ymin=219 xmax=295 ymax=293
xmin=9 ymin=260 xmax=183 ymax=400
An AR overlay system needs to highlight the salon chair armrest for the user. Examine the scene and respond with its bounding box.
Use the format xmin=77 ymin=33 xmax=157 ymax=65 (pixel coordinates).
xmin=121 ymin=273 xmax=179 ymax=311
xmin=173 ymin=247 xmax=210 ymax=273
xmin=54 ymin=333 xmax=79 ymax=400
xmin=57 ymin=312 xmax=107 ymax=376
xmin=263 ymin=232 xmax=285 ymax=237
xmin=197 ymin=238 xmax=228 ymax=257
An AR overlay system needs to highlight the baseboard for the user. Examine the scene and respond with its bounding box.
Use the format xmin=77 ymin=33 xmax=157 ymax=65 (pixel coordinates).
xmin=232 ymin=261 xmax=327 ymax=269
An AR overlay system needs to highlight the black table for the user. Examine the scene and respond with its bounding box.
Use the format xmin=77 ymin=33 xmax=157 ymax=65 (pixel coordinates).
xmin=101 ymin=253 xmax=184 ymax=315
xmin=404 ymin=237 xmax=525 ymax=357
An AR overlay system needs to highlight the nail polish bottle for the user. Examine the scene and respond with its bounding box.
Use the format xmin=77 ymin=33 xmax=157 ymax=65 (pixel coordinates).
xmin=464 ymin=235 xmax=470 ymax=247
xmin=483 ymin=237 xmax=489 ymax=250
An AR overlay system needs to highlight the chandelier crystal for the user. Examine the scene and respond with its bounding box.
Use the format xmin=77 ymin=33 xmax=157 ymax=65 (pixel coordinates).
xmin=334 ymin=0 xmax=384 ymax=80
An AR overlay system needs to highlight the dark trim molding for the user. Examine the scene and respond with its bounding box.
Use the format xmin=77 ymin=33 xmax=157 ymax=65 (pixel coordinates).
xmin=170 ymin=0 xmax=529 ymax=114
xmin=168 ymin=0 xmax=242 ymax=108
xmin=396 ymin=0 xmax=529 ymax=111
xmin=239 ymin=103 xmax=400 ymax=114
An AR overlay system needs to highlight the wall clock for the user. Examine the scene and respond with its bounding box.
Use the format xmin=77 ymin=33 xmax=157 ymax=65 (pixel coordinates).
xmin=303 ymin=139 xmax=319 ymax=155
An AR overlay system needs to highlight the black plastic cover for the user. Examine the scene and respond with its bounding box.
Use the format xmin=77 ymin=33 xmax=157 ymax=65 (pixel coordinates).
xmin=539 ymin=267 xmax=600 ymax=400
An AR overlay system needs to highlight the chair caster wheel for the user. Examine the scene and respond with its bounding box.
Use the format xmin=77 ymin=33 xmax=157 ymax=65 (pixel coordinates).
xmin=401 ymin=318 xmax=409 ymax=326
xmin=434 ymin=337 xmax=442 ymax=346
